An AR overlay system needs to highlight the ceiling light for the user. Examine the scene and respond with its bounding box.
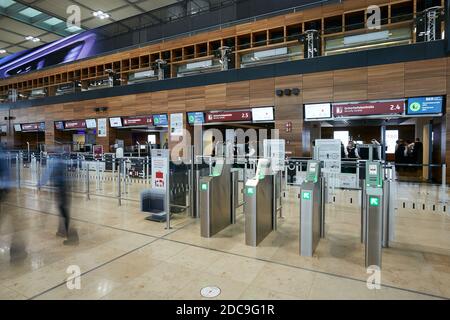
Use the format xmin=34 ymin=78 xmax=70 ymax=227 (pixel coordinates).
xmin=93 ymin=10 xmax=110 ymax=19
xmin=0 ymin=49 xmax=6 ymax=54
xmin=25 ymin=36 xmax=40 ymax=42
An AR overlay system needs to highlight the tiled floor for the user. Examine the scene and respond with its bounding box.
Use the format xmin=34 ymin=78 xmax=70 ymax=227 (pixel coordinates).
xmin=0 ymin=177 xmax=449 ymax=300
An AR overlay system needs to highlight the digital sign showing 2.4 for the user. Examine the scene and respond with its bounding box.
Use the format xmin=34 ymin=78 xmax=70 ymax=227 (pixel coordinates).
xmin=407 ymin=96 xmax=443 ymax=115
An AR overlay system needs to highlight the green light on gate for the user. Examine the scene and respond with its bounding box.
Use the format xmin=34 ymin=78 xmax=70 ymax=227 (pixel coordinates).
xmin=246 ymin=187 xmax=255 ymax=196
xmin=302 ymin=191 xmax=311 ymax=200
xmin=369 ymin=197 xmax=380 ymax=207
xmin=201 ymin=183 xmax=208 ymax=191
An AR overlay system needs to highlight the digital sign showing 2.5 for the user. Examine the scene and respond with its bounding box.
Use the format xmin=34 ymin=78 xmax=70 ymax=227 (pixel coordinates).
xmin=407 ymin=96 xmax=444 ymax=115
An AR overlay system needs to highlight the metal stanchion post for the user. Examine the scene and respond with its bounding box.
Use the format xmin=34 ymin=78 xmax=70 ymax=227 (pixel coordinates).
xmin=146 ymin=156 xmax=150 ymax=184
xmin=86 ymin=163 xmax=90 ymax=200
xmin=442 ymin=163 xmax=447 ymax=191
xmin=118 ymin=160 xmax=122 ymax=206
xmin=320 ymin=175 xmax=326 ymax=238
xmin=16 ymin=154 xmax=20 ymax=189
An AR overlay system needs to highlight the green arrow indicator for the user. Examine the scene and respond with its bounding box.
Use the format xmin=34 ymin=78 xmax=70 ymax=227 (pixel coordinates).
xmin=201 ymin=183 xmax=208 ymax=191
xmin=369 ymin=197 xmax=380 ymax=207
xmin=246 ymin=187 xmax=255 ymax=196
xmin=302 ymin=191 xmax=311 ymax=200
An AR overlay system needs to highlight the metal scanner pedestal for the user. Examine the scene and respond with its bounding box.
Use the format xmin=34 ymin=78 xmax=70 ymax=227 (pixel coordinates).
xmin=298 ymin=160 xmax=323 ymax=257
xmin=244 ymin=174 xmax=274 ymax=247
xmin=200 ymin=164 xmax=232 ymax=238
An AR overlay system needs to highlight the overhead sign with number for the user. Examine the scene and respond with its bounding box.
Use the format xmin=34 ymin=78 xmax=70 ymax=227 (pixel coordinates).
xmin=205 ymin=110 xmax=252 ymax=123
xmin=333 ymin=100 xmax=405 ymax=117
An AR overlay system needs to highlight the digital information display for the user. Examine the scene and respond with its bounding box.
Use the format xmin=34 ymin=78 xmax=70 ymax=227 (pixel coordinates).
xmin=55 ymin=121 xmax=64 ymax=130
xmin=86 ymin=119 xmax=97 ymax=129
xmin=252 ymin=107 xmax=274 ymax=122
xmin=407 ymin=96 xmax=444 ymax=115
xmin=304 ymin=103 xmax=332 ymax=120
xmin=0 ymin=31 xmax=97 ymax=79
xmin=333 ymin=100 xmax=405 ymax=117
xmin=21 ymin=123 xmax=44 ymax=132
xmin=153 ymin=114 xmax=168 ymax=126
xmin=187 ymin=112 xmax=205 ymax=125
xmin=205 ymin=110 xmax=252 ymax=123
xmin=123 ymin=116 xmax=153 ymax=126
xmin=65 ymin=120 xmax=86 ymax=130
xmin=109 ymin=117 xmax=123 ymax=128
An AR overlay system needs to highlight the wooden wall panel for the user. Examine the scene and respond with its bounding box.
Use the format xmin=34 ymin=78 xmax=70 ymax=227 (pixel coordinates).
xmin=185 ymin=87 xmax=206 ymax=111
xmin=205 ymin=84 xmax=226 ymax=109
xmin=151 ymin=91 xmax=169 ymax=113
xmin=333 ymin=67 xmax=368 ymax=102
xmin=226 ymin=81 xmax=250 ymax=109
xmin=249 ymin=79 xmax=275 ymax=107
xmin=2 ymin=57 xmax=449 ymax=172
xmin=367 ymin=63 xmax=405 ymax=100
xmin=168 ymin=89 xmax=187 ymax=112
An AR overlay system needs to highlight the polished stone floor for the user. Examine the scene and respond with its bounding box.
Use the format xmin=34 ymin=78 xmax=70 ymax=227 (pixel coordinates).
xmin=0 ymin=176 xmax=449 ymax=300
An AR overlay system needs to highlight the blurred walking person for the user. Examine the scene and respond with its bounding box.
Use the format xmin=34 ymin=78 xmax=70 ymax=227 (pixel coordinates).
xmin=0 ymin=147 xmax=27 ymax=262
xmin=39 ymin=150 xmax=78 ymax=245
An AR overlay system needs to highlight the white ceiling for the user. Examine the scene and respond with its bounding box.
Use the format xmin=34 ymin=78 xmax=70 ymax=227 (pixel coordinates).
xmin=0 ymin=0 xmax=182 ymax=57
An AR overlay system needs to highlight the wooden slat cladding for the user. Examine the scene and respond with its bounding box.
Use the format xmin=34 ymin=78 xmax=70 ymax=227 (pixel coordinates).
xmin=368 ymin=63 xmax=405 ymax=100
xmin=0 ymin=0 xmax=424 ymax=94
xmin=2 ymin=57 xmax=448 ymax=182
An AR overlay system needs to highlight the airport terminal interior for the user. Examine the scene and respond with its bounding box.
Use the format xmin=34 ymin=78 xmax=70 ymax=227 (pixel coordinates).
xmin=0 ymin=0 xmax=449 ymax=301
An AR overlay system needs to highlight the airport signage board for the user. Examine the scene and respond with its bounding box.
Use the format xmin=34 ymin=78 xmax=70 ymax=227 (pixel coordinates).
xmin=205 ymin=110 xmax=252 ymax=123
xmin=304 ymin=103 xmax=332 ymax=120
xmin=86 ymin=119 xmax=97 ymax=129
xmin=153 ymin=114 xmax=168 ymax=126
xmin=65 ymin=120 xmax=86 ymax=130
xmin=123 ymin=116 xmax=153 ymax=126
xmin=109 ymin=117 xmax=123 ymax=128
xmin=252 ymin=107 xmax=274 ymax=122
xmin=21 ymin=122 xmax=45 ymax=132
xmin=333 ymin=100 xmax=405 ymax=117
xmin=55 ymin=121 xmax=64 ymax=130
xmin=187 ymin=112 xmax=205 ymax=125
xmin=407 ymin=96 xmax=443 ymax=115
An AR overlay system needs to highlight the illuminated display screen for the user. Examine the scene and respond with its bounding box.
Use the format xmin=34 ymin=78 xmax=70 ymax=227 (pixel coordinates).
xmin=407 ymin=96 xmax=444 ymax=115
xmin=0 ymin=31 xmax=97 ymax=79
xmin=252 ymin=107 xmax=274 ymax=122
xmin=304 ymin=103 xmax=332 ymax=120
xmin=187 ymin=112 xmax=205 ymax=125
xmin=152 ymin=114 xmax=168 ymax=126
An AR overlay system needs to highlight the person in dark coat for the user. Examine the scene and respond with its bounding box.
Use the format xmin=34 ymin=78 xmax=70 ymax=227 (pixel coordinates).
xmin=413 ymin=138 xmax=423 ymax=164
xmin=0 ymin=147 xmax=27 ymax=262
xmin=39 ymin=153 xmax=78 ymax=245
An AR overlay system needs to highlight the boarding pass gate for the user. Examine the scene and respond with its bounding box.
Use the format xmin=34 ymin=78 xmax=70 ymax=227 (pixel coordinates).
xmin=297 ymin=160 xmax=394 ymax=269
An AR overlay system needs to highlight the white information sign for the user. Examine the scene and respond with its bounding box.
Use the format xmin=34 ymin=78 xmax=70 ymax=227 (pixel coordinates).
xmin=264 ymin=139 xmax=286 ymax=172
xmin=151 ymin=150 xmax=169 ymax=192
xmin=315 ymin=139 xmax=342 ymax=174
xmin=170 ymin=113 xmax=184 ymax=139
xmin=98 ymin=118 xmax=107 ymax=137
